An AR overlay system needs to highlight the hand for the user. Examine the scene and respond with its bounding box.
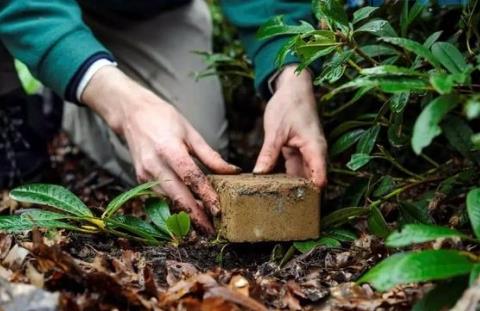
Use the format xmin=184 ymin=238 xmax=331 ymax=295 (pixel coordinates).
xmin=82 ymin=66 xmax=239 ymax=234
xmin=253 ymin=65 xmax=328 ymax=188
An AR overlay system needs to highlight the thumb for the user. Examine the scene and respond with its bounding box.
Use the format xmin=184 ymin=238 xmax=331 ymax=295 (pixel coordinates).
xmin=254 ymin=133 xmax=281 ymax=174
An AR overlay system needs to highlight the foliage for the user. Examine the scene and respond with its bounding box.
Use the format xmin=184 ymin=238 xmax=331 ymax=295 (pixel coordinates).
xmin=2 ymin=183 xmax=191 ymax=245
xmin=254 ymin=0 xmax=480 ymax=306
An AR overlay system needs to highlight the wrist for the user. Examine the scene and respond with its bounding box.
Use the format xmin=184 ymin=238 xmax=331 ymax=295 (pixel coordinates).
xmin=274 ymin=64 xmax=313 ymax=91
xmin=82 ymin=66 xmax=158 ymax=133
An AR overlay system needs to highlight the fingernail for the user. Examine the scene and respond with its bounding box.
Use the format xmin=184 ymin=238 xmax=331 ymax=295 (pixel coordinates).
xmin=230 ymin=165 xmax=242 ymax=173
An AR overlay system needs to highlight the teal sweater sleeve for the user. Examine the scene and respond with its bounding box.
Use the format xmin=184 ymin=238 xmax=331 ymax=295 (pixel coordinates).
xmin=220 ymin=0 xmax=315 ymax=99
xmin=0 ymin=0 xmax=111 ymax=98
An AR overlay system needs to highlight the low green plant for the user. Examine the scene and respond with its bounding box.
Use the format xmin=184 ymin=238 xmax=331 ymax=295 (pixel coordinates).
xmin=357 ymin=187 xmax=480 ymax=308
xmin=0 ymin=182 xmax=190 ymax=245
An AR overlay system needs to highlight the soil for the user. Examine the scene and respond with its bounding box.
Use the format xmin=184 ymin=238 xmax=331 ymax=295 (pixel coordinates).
xmin=0 ymin=133 xmax=430 ymax=310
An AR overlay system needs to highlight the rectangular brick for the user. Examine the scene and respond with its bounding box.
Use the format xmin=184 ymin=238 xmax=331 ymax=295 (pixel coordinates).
xmin=208 ymin=174 xmax=320 ymax=242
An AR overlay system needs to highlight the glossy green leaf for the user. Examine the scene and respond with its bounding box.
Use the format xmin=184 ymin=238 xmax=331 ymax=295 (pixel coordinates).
xmin=330 ymin=129 xmax=365 ymax=157
xmin=400 ymin=0 xmax=426 ymax=36
xmin=325 ymin=228 xmax=357 ymax=242
xmin=296 ymin=46 xmax=336 ymax=71
xmin=356 ymin=125 xmax=381 ymax=155
xmin=413 ymin=31 xmax=443 ymax=68
xmin=359 ymin=249 xmax=474 ymax=291
xmin=412 ymin=277 xmax=468 ymax=311
xmin=430 ymin=72 xmax=455 ymax=94
xmin=389 ymin=92 xmax=410 ymax=113
xmin=411 ymin=95 xmax=459 ymax=154
xmin=431 ymin=42 xmax=467 ymax=75
xmin=380 ymin=37 xmax=441 ymax=68
xmin=356 ymin=20 xmax=397 ymax=37
xmin=145 ymin=198 xmax=172 ymax=236
xmin=106 ymin=215 xmax=165 ymax=241
xmin=330 ymin=76 xmax=429 ymax=97
xmin=467 ymin=188 xmax=480 ymax=240
xmin=10 ymin=184 xmax=92 ymax=217
xmin=360 ymin=44 xmax=398 ymax=58
xmin=352 ymin=6 xmax=378 ymax=24
xmin=347 ymin=153 xmax=373 ymax=171
xmin=469 ymin=264 xmax=480 ymax=285
xmin=102 ymin=181 xmax=158 ymax=219
xmin=368 ymin=207 xmax=391 ymax=238
xmin=321 ymin=207 xmax=369 ymax=228
xmin=0 ymin=215 xmax=78 ymax=232
xmin=256 ymin=16 xmax=314 ymax=40
xmin=361 ymin=65 xmax=423 ymax=77
xmin=442 ymin=116 xmax=476 ymax=161
xmin=275 ymin=36 xmax=298 ymax=67
xmin=166 ymin=212 xmax=191 ymax=238
xmin=329 ymin=120 xmax=371 ymax=140
xmin=293 ymin=237 xmax=341 ymax=253
xmin=312 ymin=0 xmax=349 ymax=28
xmin=465 ymin=96 xmax=480 ymax=120
xmin=386 ymin=224 xmax=467 ymax=248
xmin=21 ymin=209 xmax=73 ymax=221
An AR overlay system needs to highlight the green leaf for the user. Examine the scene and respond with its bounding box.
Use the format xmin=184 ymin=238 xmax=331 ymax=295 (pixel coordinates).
xmin=352 ymin=6 xmax=378 ymax=24
xmin=400 ymin=0 xmax=426 ymax=36
xmin=472 ymin=133 xmax=480 ymax=150
xmin=429 ymin=72 xmax=455 ymax=94
xmin=329 ymin=77 xmax=429 ymax=97
xmin=360 ymin=44 xmax=398 ymax=58
xmin=442 ymin=116 xmax=476 ymax=161
xmin=356 ymin=125 xmax=381 ymax=154
xmin=102 ymin=181 xmax=158 ymax=219
xmin=359 ymin=250 xmax=474 ymax=291
xmin=368 ymin=207 xmax=391 ymax=238
xmin=293 ymin=237 xmax=341 ymax=253
xmin=413 ymin=31 xmax=443 ymax=69
xmin=321 ymin=207 xmax=369 ymax=228
xmin=256 ymin=16 xmax=314 ymax=40
xmin=0 ymin=215 xmax=78 ymax=233
xmin=166 ymin=212 xmax=191 ymax=238
xmin=411 ymin=95 xmax=459 ymax=154
xmin=329 ymin=129 xmax=365 ymax=157
xmin=380 ymin=37 xmax=441 ymax=68
xmin=361 ymin=65 xmax=423 ymax=77
xmin=347 ymin=153 xmax=373 ymax=171
xmin=145 ymin=198 xmax=172 ymax=236
xmin=14 ymin=60 xmax=41 ymax=95
xmin=21 ymin=210 xmax=72 ymax=221
xmin=106 ymin=215 xmax=165 ymax=241
xmin=389 ymin=92 xmax=410 ymax=113
xmin=470 ymin=264 xmax=480 ymax=285
xmin=373 ymin=176 xmax=395 ymax=198
xmin=386 ymin=224 xmax=467 ymax=248
xmin=412 ymin=277 xmax=468 ymax=311
xmin=296 ymin=46 xmax=336 ymax=71
xmin=356 ymin=20 xmax=397 ymax=37
xmin=312 ymin=0 xmax=349 ymax=28
xmin=431 ymin=42 xmax=467 ymax=75
xmin=465 ymin=96 xmax=480 ymax=120
xmin=399 ymin=201 xmax=434 ymax=225
xmin=275 ymin=36 xmax=298 ymax=67
xmin=325 ymin=228 xmax=357 ymax=242
xmin=467 ymin=188 xmax=480 ymax=240
xmin=10 ymin=184 xmax=92 ymax=217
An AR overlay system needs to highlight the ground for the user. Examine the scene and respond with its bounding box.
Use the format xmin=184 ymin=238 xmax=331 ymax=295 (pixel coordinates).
xmin=0 ymin=132 xmax=433 ymax=310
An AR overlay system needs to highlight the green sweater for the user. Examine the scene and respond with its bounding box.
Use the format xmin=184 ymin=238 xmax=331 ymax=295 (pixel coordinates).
xmin=0 ymin=0 xmax=313 ymax=101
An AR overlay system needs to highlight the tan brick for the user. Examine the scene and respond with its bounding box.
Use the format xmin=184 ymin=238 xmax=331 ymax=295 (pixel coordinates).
xmin=208 ymin=174 xmax=320 ymax=242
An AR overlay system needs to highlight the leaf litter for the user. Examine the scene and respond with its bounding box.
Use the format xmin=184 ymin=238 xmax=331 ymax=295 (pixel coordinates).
xmin=0 ymin=133 xmax=434 ymax=310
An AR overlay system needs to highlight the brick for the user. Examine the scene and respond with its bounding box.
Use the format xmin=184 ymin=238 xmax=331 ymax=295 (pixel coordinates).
xmin=208 ymin=174 xmax=320 ymax=242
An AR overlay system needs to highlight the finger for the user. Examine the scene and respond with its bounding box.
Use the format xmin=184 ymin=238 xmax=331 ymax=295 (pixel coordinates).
xmin=150 ymin=165 xmax=215 ymax=235
xmin=188 ymin=130 xmax=241 ymax=174
xmin=164 ymin=147 xmax=221 ymax=216
xmin=299 ymin=140 xmax=328 ymax=188
xmin=253 ymin=132 xmax=282 ymax=174
xmin=282 ymin=147 xmax=306 ymax=177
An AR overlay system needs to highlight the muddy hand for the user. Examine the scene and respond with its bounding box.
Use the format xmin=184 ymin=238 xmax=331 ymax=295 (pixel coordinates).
xmin=254 ymin=64 xmax=328 ymax=188
xmin=82 ymin=66 xmax=240 ymax=234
